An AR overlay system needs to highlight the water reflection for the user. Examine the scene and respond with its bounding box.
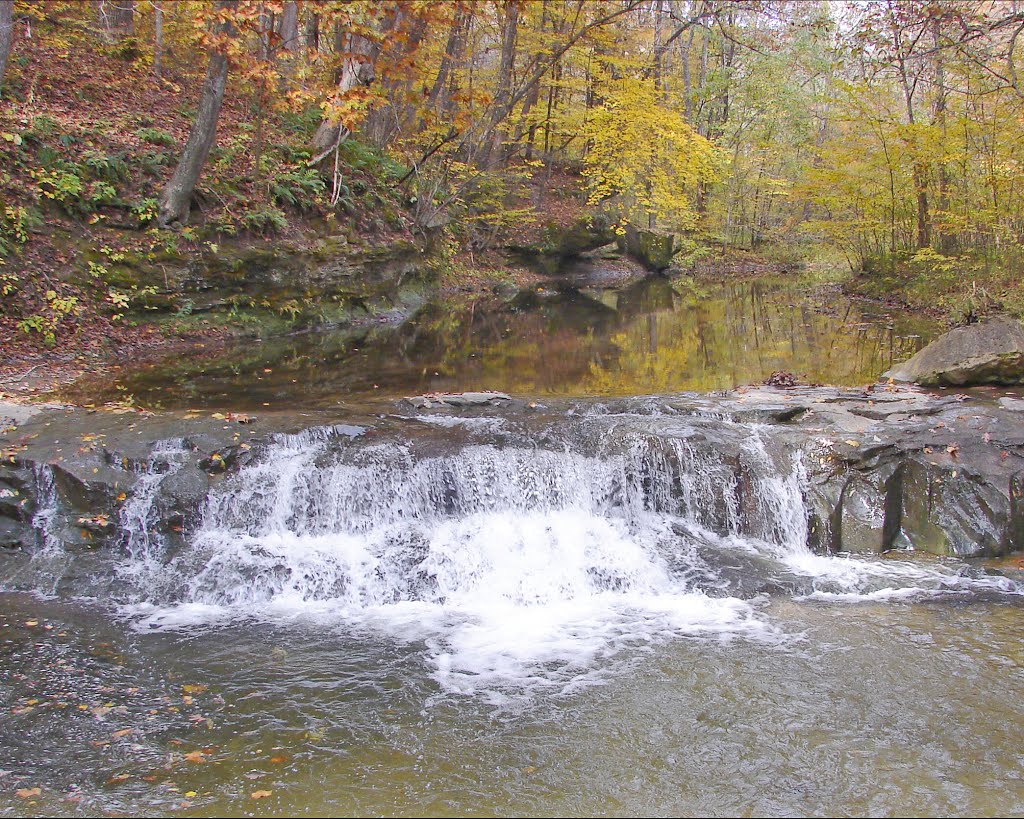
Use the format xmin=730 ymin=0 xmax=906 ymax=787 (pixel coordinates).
xmin=65 ymin=275 xmax=938 ymax=410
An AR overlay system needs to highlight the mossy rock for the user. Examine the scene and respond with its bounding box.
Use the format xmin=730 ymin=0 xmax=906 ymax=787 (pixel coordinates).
xmin=618 ymin=226 xmax=675 ymax=272
xmin=506 ymin=215 xmax=618 ymax=273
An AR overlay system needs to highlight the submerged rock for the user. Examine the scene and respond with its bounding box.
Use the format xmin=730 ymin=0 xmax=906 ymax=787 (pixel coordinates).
xmin=883 ymin=317 xmax=1024 ymax=386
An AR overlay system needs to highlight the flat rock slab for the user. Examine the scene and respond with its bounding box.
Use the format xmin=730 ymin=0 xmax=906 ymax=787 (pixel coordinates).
xmin=404 ymin=392 xmax=513 ymax=409
xmin=0 ymin=401 xmax=59 ymax=430
xmin=884 ymin=317 xmax=1024 ymax=386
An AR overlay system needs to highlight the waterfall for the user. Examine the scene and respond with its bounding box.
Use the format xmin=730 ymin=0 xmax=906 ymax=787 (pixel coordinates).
xmin=7 ymin=413 xmax=1019 ymax=695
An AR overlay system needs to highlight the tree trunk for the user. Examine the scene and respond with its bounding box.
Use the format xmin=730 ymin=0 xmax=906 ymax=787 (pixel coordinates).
xmin=512 ymin=2 xmax=547 ymax=154
xmin=153 ymin=1 xmax=163 ymax=76
xmin=428 ymin=5 xmax=470 ymax=114
xmin=304 ymin=11 xmax=319 ymax=53
xmin=157 ymin=3 xmax=234 ymax=228
xmin=367 ymin=9 xmax=428 ymax=147
xmin=116 ymin=1 xmax=134 ymax=36
xmin=97 ymin=0 xmax=134 ymax=43
xmin=0 ymin=1 xmax=13 ymax=88
xmin=481 ymin=1 xmax=519 ymax=168
xmin=252 ymin=6 xmax=274 ymax=183
xmin=681 ymin=28 xmax=694 ymax=122
xmin=280 ymin=1 xmax=299 ymax=53
xmin=932 ymin=16 xmax=953 ymax=254
xmin=891 ymin=6 xmax=930 ymax=250
xmin=652 ymin=0 xmax=664 ymax=96
xmin=311 ymin=31 xmax=381 ymax=160
xmin=255 ymin=3 xmax=270 ymax=59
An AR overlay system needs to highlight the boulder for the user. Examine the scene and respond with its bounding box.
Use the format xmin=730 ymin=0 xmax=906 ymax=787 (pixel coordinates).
xmin=884 ymin=317 xmax=1024 ymax=386
xmin=618 ymin=226 xmax=675 ymax=271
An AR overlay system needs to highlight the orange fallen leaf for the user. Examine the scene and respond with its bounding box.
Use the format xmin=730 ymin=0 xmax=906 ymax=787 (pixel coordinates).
xmin=183 ymin=751 xmax=207 ymax=763
xmin=251 ymin=790 xmax=273 ymax=799
xmin=269 ymin=755 xmax=288 ymax=764
xmin=182 ymin=684 xmax=207 ymax=694
xmin=15 ymin=788 xmax=41 ymax=799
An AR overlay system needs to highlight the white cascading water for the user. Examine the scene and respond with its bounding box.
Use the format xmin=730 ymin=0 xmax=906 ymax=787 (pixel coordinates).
xmin=28 ymin=419 xmax=1019 ymax=695
xmin=116 ymin=439 xmax=190 ymax=588
xmin=120 ymin=427 xmax=799 ymax=693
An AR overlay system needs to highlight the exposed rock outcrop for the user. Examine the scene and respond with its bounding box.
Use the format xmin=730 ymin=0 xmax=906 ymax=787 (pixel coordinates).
xmin=506 ymin=216 xmax=619 ymax=274
xmin=617 ymin=226 xmax=675 ymax=272
xmin=2 ymin=385 xmax=1024 ymax=565
xmin=884 ymin=317 xmax=1024 ymax=386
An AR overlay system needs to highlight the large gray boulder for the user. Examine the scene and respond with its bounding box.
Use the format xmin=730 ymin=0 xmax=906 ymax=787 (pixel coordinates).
xmin=884 ymin=317 xmax=1024 ymax=386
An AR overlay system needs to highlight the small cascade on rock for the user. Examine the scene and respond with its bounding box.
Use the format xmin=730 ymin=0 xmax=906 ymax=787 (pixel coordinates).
xmin=115 ymin=439 xmax=191 ymax=599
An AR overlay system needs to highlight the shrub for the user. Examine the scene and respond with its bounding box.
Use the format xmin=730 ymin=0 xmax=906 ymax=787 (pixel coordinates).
xmin=135 ymin=127 xmax=178 ymax=147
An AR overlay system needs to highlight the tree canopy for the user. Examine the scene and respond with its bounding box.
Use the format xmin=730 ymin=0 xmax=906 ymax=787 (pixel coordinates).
xmin=3 ymin=0 xmax=1024 ymax=347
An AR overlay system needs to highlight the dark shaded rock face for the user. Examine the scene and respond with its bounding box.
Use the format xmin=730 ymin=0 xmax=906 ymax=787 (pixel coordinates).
xmin=506 ymin=216 xmax=619 ymax=274
xmin=884 ymin=317 xmax=1024 ymax=386
xmin=507 ymin=218 xmax=677 ymax=275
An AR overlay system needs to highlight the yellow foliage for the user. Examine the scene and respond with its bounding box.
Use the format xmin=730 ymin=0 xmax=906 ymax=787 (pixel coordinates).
xmin=582 ymin=76 xmax=724 ymax=230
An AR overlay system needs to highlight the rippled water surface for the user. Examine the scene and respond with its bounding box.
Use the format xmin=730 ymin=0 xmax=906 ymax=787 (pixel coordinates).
xmin=3 ymin=594 xmax=1024 ymax=817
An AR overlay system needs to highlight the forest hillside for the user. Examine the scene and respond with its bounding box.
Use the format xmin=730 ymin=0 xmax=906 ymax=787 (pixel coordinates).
xmin=2 ymin=0 xmax=1024 ymax=373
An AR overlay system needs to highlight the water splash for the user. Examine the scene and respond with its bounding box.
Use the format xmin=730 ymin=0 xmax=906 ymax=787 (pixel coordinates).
xmin=14 ymin=417 xmax=1020 ymax=695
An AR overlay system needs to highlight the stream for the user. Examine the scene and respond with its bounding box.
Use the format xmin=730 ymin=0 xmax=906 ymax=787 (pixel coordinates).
xmin=62 ymin=276 xmax=937 ymax=410
xmin=4 ymin=274 xmax=1024 ymax=817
